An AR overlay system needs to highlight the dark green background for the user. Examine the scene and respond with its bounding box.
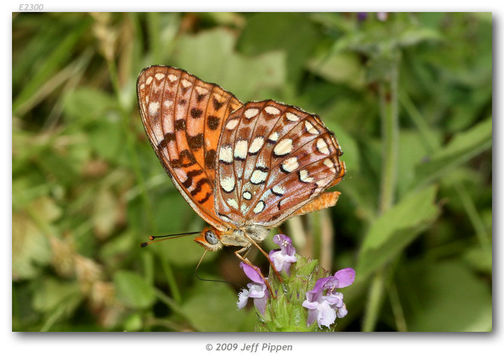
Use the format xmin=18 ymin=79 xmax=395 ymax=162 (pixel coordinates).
xmin=12 ymin=12 xmax=492 ymax=332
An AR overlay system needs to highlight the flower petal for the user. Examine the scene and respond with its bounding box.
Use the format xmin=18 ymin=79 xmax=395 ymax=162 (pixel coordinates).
xmin=323 ymin=293 xmax=343 ymax=307
xmin=237 ymin=289 xmax=250 ymax=309
xmin=254 ymin=295 xmax=268 ymax=315
xmin=248 ymin=283 xmax=267 ymax=298
xmin=322 ymin=277 xmax=339 ymax=291
xmin=273 ymin=234 xmax=296 ymax=256
xmin=302 ymin=299 xmax=318 ymax=310
xmin=273 ymin=234 xmax=291 ymax=247
xmin=307 ymin=276 xmax=331 ymax=301
xmin=306 ymin=309 xmax=318 ymax=326
xmin=337 ymin=303 xmax=348 ymax=318
xmin=334 ymin=268 xmax=356 ymax=288
xmin=284 ymin=244 xmax=296 ymax=256
xmin=269 ymin=250 xmax=282 ymax=268
xmin=240 ymin=262 xmax=264 ymax=284
xmin=317 ymin=301 xmax=337 ymax=328
xmin=270 ymin=250 xmax=296 ymax=274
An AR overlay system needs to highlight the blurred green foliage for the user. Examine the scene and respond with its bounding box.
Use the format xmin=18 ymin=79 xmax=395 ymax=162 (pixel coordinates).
xmin=12 ymin=12 xmax=492 ymax=332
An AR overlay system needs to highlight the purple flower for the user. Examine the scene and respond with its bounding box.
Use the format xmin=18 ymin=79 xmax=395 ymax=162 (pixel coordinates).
xmin=237 ymin=262 xmax=269 ymax=315
xmin=269 ymin=234 xmax=297 ymax=275
xmin=357 ymin=12 xmax=368 ymax=22
xmin=302 ymin=268 xmax=355 ymax=328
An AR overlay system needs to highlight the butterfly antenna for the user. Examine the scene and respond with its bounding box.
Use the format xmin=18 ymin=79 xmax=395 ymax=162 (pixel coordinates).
xmin=194 ymin=250 xmax=231 ymax=284
xmin=140 ymin=231 xmax=200 ymax=248
xmin=195 ymin=249 xmax=207 ymax=272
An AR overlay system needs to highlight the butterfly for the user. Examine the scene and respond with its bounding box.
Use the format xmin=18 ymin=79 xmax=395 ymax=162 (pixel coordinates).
xmin=137 ymin=65 xmax=345 ymax=262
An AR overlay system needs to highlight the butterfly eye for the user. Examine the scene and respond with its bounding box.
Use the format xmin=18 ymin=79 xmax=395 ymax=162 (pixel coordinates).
xmin=205 ymin=230 xmax=219 ymax=245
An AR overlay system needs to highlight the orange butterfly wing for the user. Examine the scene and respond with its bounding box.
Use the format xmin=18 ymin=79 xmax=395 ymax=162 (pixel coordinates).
xmin=137 ymin=66 xmax=243 ymax=231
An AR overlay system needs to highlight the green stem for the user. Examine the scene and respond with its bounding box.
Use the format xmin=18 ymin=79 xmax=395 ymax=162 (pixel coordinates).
xmin=402 ymin=89 xmax=490 ymax=251
xmin=307 ymin=211 xmax=321 ymax=264
xmin=378 ymin=65 xmax=399 ymax=215
xmin=160 ymin=255 xmax=182 ymax=304
xmin=387 ymin=280 xmax=408 ymax=332
xmin=40 ymin=306 xmax=66 ymax=332
xmin=455 ymin=182 xmax=491 ymax=250
xmin=319 ymin=209 xmax=334 ymax=271
xmin=39 ymin=294 xmax=80 ymax=332
xmin=129 ymin=13 xmax=144 ymax=72
xmin=143 ymin=251 xmax=154 ymax=285
xmin=362 ymin=269 xmax=385 ymax=332
xmin=363 ymin=58 xmax=400 ymax=332
xmin=400 ymin=91 xmax=439 ymax=152
xmin=147 ymin=13 xmax=161 ymax=64
xmin=286 ymin=216 xmax=309 ymax=256
xmin=154 ymin=288 xmax=186 ymax=318
xmin=153 ymin=289 xmax=195 ymax=330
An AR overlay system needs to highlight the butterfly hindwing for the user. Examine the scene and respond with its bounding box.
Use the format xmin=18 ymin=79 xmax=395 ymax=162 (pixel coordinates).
xmin=214 ymin=100 xmax=345 ymax=227
xmin=137 ymin=66 xmax=242 ymax=230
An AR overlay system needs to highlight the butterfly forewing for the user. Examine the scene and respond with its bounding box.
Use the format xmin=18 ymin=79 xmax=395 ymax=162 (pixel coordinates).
xmin=215 ymin=100 xmax=345 ymax=227
xmin=137 ymin=66 xmax=242 ymax=230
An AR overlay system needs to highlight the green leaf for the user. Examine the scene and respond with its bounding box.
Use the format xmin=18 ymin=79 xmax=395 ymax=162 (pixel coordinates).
xmin=12 ymin=196 xmax=62 ymax=280
xmin=325 ymin=120 xmax=360 ymax=174
xmin=123 ymin=313 xmax=143 ymax=332
xmin=92 ymin=187 xmax=120 ymax=239
xmin=294 ymin=255 xmax=318 ymax=277
xmin=13 ymin=18 xmax=67 ymax=89
xmin=36 ymin=150 xmax=80 ymax=187
xmin=171 ymin=28 xmax=286 ymax=100
xmin=13 ymin=17 xmax=92 ymax=115
xmin=237 ymin=13 xmax=319 ymax=82
xmin=62 ymin=87 xmax=118 ymax=123
xmin=397 ymin=130 xmax=431 ymax=197
xmin=32 ymin=278 xmax=82 ymax=313
xmin=113 ymin=270 xmax=156 ymax=309
xmin=333 ymin=14 xmax=441 ymax=56
xmin=338 ymin=176 xmax=379 ymax=223
xmin=413 ymin=118 xmax=492 ymax=188
xmin=180 ymin=279 xmax=247 ymax=332
xmin=32 ymin=196 xmax=62 ymax=223
xmin=12 ymin=212 xmax=52 ymax=280
xmin=463 ymin=245 xmax=492 ymax=274
xmin=398 ymin=261 xmax=492 ymax=331
xmin=88 ymin=119 xmax=123 ymax=162
xmin=99 ymin=231 xmax=136 ymax=269
xmin=357 ymin=186 xmax=440 ymax=279
xmin=397 ymin=27 xmax=442 ymax=47
xmin=272 ymin=293 xmax=289 ymax=328
xmin=307 ymin=51 xmax=365 ymax=89
xmin=149 ymin=192 xmax=216 ymax=267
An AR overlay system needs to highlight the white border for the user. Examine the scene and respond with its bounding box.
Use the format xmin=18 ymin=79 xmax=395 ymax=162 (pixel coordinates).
xmin=3 ymin=1 xmax=501 ymax=359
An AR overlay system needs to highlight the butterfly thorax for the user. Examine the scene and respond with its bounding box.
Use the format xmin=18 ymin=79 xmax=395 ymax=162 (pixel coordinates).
xmin=195 ymin=225 xmax=270 ymax=251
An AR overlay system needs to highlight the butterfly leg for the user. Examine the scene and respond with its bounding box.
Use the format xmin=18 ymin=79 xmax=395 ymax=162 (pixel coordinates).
xmin=242 ymin=232 xmax=283 ymax=284
xmin=234 ymin=248 xmax=276 ymax=299
xmin=234 ymin=245 xmax=250 ymax=257
xmin=293 ymin=191 xmax=341 ymax=217
xmin=241 ymin=245 xmax=253 ymax=260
